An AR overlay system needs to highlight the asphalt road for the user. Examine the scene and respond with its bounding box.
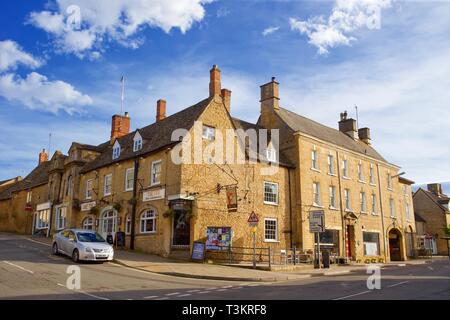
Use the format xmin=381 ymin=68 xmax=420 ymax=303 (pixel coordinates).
xmin=0 ymin=233 xmax=449 ymax=300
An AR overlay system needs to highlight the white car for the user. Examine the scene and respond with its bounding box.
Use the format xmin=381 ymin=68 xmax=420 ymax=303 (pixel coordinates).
xmin=52 ymin=229 xmax=114 ymax=263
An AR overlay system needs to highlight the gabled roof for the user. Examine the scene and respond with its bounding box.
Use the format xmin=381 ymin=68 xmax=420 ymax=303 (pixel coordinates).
xmin=231 ymin=117 xmax=294 ymax=168
xmin=275 ymin=107 xmax=388 ymax=163
xmin=414 ymin=188 xmax=449 ymax=212
xmin=0 ymin=161 xmax=51 ymax=200
xmin=414 ymin=212 xmax=426 ymax=222
xmin=80 ymin=97 xmax=212 ymax=173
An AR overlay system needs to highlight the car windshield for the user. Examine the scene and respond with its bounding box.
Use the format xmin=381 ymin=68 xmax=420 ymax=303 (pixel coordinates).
xmin=76 ymin=232 xmax=106 ymax=243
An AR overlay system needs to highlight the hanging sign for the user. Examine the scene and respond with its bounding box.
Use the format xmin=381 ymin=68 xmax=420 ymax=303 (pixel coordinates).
xmin=226 ymin=186 xmax=238 ymax=212
xmin=81 ymin=201 xmax=96 ymax=212
xmin=143 ymin=188 xmax=165 ymax=202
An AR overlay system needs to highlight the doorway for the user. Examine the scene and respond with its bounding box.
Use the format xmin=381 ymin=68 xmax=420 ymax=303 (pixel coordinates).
xmin=101 ymin=210 xmax=117 ymax=242
xmin=172 ymin=209 xmax=190 ymax=247
xmin=346 ymin=225 xmax=356 ymax=260
xmin=389 ymin=229 xmax=403 ymax=261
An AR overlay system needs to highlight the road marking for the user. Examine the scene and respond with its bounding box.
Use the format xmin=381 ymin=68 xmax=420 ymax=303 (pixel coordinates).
xmin=144 ymin=295 xmax=159 ymax=299
xmin=178 ymin=294 xmax=192 ymax=297
xmin=165 ymin=292 xmax=180 ymax=296
xmin=198 ymin=291 xmax=210 ymax=294
xmin=221 ymin=285 xmax=233 ymax=289
xmin=187 ymin=289 xmax=200 ymax=293
xmin=26 ymin=238 xmax=51 ymax=247
xmin=216 ymin=289 xmax=228 ymax=292
xmin=246 ymin=283 xmax=260 ymax=287
xmin=333 ymin=290 xmax=370 ymax=300
xmin=387 ymin=281 xmax=409 ymax=288
xmin=3 ymin=261 xmax=34 ymax=274
xmin=232 ymin=286 xmax=243 ymax=290
xmin=397 ymin=263 xmax=406 ymax=267
xmin=427 ymin=266 xmax=434 ymax=271
xmin=155 ymin=297 xmax=170 ymax=300
xmin=56 ymin=283 xmax=110 ymax=300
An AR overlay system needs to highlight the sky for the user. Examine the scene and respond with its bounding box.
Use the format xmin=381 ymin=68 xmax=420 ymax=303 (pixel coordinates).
xmin=0 ymin=0 xmax=449 ymax=192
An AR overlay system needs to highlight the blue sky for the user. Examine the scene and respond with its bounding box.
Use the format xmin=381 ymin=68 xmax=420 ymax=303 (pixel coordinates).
xmin=0 ymin=0 xmax=449 ymax=192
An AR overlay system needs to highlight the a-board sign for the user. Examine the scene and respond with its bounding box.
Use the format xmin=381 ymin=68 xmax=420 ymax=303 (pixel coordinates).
xmin=116 ymin=231 xmax=125 ymax=247
xmin=191 ymin=242 xmax=206 ymax=262
xmin=309 ymin=210 xmax=325 ymax=233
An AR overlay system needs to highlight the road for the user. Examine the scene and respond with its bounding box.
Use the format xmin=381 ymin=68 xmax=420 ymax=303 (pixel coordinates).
xmin=0 ymin=233 xmax=449 ymax=300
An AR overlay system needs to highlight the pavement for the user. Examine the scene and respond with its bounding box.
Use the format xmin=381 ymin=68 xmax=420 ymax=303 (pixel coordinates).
xmin=21 ymin=233 xmax=443 ymax=282
xmin=1 ymin=232 xmax=449 ymax=300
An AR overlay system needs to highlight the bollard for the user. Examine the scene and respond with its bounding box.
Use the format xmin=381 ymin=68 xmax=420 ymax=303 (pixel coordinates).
xmin=293 ymin=247 xmax=297 ymax=265
xmin=268 ymin=246 xmax=272 ymax=269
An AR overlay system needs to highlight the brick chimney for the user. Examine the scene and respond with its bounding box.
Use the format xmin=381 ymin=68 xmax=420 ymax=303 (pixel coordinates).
xmin=358 ymin=127 xmax=371 ymax=145
xmin=156 ymin=99 xmax=166 ymax=122
xmin=427 ymin=183 xmax=443 ymax=196
xmin=221 ymin=89 xmax=231 ymax=113
xmin=111 ymin=112 xmax=130 ymax=141
xmin=209 ymin=65 xmax=221 ymax=97
xmin=260 ymin=77 xmax=280 ymax=129
xmin=39 ymin=149 xmax=48 ymax=164
xmin=339 ymin=111 xmax=358 ymax=139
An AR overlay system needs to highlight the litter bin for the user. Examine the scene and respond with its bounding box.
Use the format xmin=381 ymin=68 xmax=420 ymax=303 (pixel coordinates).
xmin=322 ymin=250 xmax=331 ymax=269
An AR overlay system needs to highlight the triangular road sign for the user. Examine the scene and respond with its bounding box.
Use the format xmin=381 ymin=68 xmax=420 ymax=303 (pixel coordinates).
xmin=248 ymin=211 xmax=259 ymax=223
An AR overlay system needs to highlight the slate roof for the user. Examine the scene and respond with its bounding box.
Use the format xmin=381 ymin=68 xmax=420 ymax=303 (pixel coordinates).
xmin=80 ymin=97 xmax=212 ymax=173
xmin=416 ymin=188 xmax=450 ymax=212
xmin=231 ymin=117 xmax=294 ymax=168
xmin=276 ymin=107 xmax=388 ymax=163
xmin=0 ymin=161 xmax=51 ymax=200
xmin=414 ymin=213 xmax=426 ymax=223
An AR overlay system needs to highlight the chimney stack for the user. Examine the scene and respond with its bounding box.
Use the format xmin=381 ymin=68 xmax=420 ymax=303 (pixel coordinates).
xmin=358 ymin=127 xmax=371 ymax=145
xmin=39 ymin=149 xmax=48 ymax=164
xmin=427 ymin=183 xmax=443 ymax=196
xmin=156 ymin=99 xmax=167 ymax=122
xmin=260 ymin=77 xmax=280 ymax=129
xmin=339 ymin=111 xmax=358 ymax=139
xmin=221 ymin=89 xmax=231 ymax=113
xmin=209 ymin=65 xmax=221 ymax=97
xmin=111 ymin=113 xmax=130 ymax=141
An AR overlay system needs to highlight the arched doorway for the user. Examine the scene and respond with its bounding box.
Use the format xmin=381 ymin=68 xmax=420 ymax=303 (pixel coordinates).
xmin=100 ymin=209 xmax=117 ymax=242
xmin=388 ymin=228 xmax=403 ymax=261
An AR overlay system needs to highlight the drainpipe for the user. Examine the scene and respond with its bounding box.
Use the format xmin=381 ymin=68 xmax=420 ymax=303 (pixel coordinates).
xmin=336 ymin=151 xmax=346 ymax=258
xmin=377 ymin=164 xmax=388 ymax=262
xmin=130 ymin=157 xmax=139 ymax=250
xmin=288 ymin=168 xmax=293 ymax=248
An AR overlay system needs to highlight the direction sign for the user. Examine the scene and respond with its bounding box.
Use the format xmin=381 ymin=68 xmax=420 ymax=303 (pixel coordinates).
xmin=309 ymin=210 xmax=325 ymax=233
xmin=248 ymin=211 xmax=259 ymax=224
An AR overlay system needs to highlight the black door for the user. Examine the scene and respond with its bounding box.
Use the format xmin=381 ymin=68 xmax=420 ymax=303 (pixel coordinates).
xmin=172 ymin=210 xmax=190 ymax=246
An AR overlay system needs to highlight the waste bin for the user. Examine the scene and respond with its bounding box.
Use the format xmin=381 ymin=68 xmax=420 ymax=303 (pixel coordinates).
xmin=322 ymin=250 xmax=331 ymax=269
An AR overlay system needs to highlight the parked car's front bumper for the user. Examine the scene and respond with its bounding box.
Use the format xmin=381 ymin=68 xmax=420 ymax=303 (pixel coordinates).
xmin=79 ymin=251 xmax=114 ymax=261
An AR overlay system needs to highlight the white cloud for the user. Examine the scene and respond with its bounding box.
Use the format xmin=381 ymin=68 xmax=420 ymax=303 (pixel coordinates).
xmin=0 ymin=72 xmax=93 ymax=114
xmin=290 ymin=0 xmax=392 ymax=54
xmin=28 ymin=0 xmax=213 ymax=57
xmin=0 ymin=40 xmax=43 ymax=72
xmin=262 ymin=26 xmax=280 ymax=37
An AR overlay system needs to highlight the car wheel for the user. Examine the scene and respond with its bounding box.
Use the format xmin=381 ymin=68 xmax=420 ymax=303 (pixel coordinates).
xmin=72 ymin=249 xmax=80 ymax=263
xmin=52 ymin=243 xmax=59 ymax=255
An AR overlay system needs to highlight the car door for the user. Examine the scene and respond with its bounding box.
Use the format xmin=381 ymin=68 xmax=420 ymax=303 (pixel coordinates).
xmin=65 ymin=231 xmax=77 ymax=255
xmin=59 ymin=230 xmax=69 ymax=254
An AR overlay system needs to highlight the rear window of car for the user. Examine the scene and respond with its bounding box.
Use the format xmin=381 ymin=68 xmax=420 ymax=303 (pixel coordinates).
xmin=77 ymin=232 xmax=106 ymax=243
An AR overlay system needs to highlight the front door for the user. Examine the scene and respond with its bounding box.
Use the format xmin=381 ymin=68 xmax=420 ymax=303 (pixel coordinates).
xmin=346 ymin=225 xmax=355 ymax=259
xmin=389 ymin=230 xmax=402 ymax=261
xmin=172 ymin=210 xmax=190 ymax=247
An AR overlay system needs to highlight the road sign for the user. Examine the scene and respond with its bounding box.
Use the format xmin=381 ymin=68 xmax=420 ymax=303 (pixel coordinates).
xmin=309 ymin=210 xmax=325 ymax=233
xmin=248 ymin=211 xmax=259 ymax=224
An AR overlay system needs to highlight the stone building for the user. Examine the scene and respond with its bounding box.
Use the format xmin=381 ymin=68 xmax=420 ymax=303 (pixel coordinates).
xmin=413 ymin=184 xmax=450 ymax=255
xmin=0 ymin=65 xmax=416 ymax=262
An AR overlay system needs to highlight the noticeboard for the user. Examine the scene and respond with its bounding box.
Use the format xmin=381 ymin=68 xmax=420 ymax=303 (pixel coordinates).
xmin=206 ymin=227 xmax=232 ymax=251
xmin=191 ymin=242 xmax=206 ymax=262
xmin=116 ymin=231 xmax=126 ymax=247
xmin=309 ymin=210 xmax=325 ymax=233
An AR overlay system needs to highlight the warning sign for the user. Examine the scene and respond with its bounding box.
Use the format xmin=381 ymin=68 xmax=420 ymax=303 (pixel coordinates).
xmin=248 ymin=211 xmax=259 ymax=225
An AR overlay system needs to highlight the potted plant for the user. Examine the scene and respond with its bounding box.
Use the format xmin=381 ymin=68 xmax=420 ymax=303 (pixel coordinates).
xmin=113 ymin=202 xmax=122 ymax=212
xmin=163 ymin=208 xmax=175 ymax=219
xmin=90 ymin=206 xmax=99 ymax=215
xmin=72 ymin=199 xmax=81 ymax=211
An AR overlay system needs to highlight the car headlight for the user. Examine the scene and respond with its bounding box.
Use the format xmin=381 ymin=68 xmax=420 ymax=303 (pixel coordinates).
xmin=85 ymin=247 xmax=93 ymax=253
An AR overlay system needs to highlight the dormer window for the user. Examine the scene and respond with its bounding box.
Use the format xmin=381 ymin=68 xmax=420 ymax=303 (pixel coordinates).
xmin=133 ymin=131 xmax=143 ymax=152
xmin=266 ymin=146 xmax=277 ymax=162
xmin=112 ymin=140 xmax=121 ymax=160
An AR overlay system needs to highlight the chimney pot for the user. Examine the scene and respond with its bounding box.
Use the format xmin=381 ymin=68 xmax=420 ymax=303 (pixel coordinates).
xmin=358 ymin=127 xmax=371 ymax=145
xmin=111 ymin=114 xmax=131 ymax=141
xmin=260 ymin=77 xmax=280 ymax=129
xmin=39 ymin=148 xmax=48 ymax=164
xmin=156 ymin=99 xmax=167 ymax=122
xmin=339 ymin=115 xmax=358 ymax=139
xmin=209 ymin=65 xmax=221 ymax=97
xmin=427 ymin=183 xmax=443 ymax=196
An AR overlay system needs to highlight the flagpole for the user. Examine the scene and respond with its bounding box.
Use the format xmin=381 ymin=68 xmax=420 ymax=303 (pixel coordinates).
xmin=121 ymin=76 xmax=125 ymax=116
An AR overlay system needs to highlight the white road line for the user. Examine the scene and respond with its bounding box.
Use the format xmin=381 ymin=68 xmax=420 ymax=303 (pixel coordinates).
xmin=216 ymin=289 xmax=228 ymax=292
xmin=3 ymin=261 xmax=34 ymax=274
xmin=387 ymin=281 xmax=409 ymax=288
xmin=198 ymin=291 xmax=210 ymax=294
xmin=155 ymin=297 xmax=170 ymax=300
xmin=333 ymin=290 xmax=371 ymax=300
xmin=246 ymin=283 xmax=260 ymax=287
xmin=178 ymin=294 xmax=192 ymax=297
xmin=221 ymin=285 xmax=233 ymax=289
xmin=187 ymin=289 xmax=200 ymax=293
xmin=144 ymin=296 xmax=159 ymax=299
xmin=26 ymin=238 xmax=51 ymax=247
xmin=427 ymin=266 xmax=434 ymax=271
xmin=165 ymin=292 xmax=180 ymax=296
xmin=56 ymin=283 xmax=110 ymax=300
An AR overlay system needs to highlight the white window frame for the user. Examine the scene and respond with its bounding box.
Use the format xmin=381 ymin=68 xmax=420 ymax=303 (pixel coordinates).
xmin=266 ymin=147 xmax=277 ymax=162
xmin=264 ymin=218 xmax=278 ymax=242
xmin=151 ymin=160 xmax=162 ymax=186
xmin=86 ymin=179 xmax=93 ymax=200
xmin=125 ymin=168 xmax=134 ymax=191
xmin=369 ymin=165 xmax=375 ymax=185
xmin=313 ymin=182 xmax=321 ymax=207
xmin=82 ymin=217 xmax=94 ymax=230
xmin=140 ymin=209 xmax=157 ymax=234
xmin=264 ymin=182 xmax=279 ymax=205
xmin=358 ymin=162 xmax=364 ymax=182
xmin=202 ymin=125 xmax=216 ymax=141
xmin=125 ymin=215 xmax=131 ymax=235
xmin=311 ymin=149 xmax=319 ymax=170
xmin=104 ymin=174 xmax=112 ymax=196
xmin=26 ymin=191 xmax=32 ymax=203
xmin=360 ymin=192 xmax=367 ymax=213
xmin=327 ymin=154 xmax=335 ymax=175
xmin=390 ymin=197 xmax=396 ymax=218
xmin=133 ymin=132 xmax=143 ymax=152
xmin=36 ymin=209 xmax=50 ymax=229
xmin=387 ymin=172 xmax=393 ymax=190
xmin=344 ymin=189 xmax=351 ymax=211
xmin=363 ymin=232 xmax=380 ymax=256
xmin=55 ymin=207 xmax=67 ymax=230
xmin=329 ymin=186 xmax=337 ymax=209
xmin=112 ymin=143 xmax=121 ymax=160
xmin=342 ymin=159 xmax=349 ymax=178
xmin=371 ymin=193 xmax=378 ymax=215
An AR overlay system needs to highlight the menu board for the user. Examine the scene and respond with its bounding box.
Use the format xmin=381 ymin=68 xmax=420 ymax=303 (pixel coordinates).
xmin=191 ymin=242 xmax=206 ymax=262
xmin=206 ymin=227 xmax=232 ymax=251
